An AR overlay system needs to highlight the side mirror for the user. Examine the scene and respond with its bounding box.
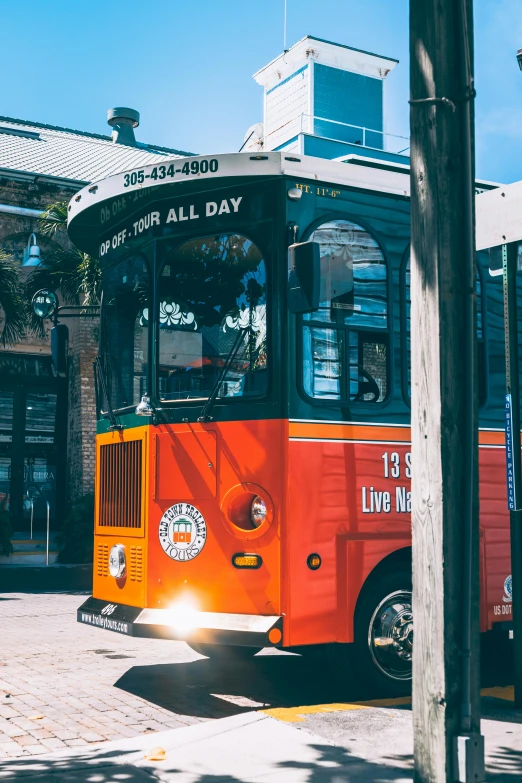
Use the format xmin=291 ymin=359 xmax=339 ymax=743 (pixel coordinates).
xmin=288 ymin=241 xmax=320 ymax=313
xmin=51 ymin=323 xmax=69 ymax=377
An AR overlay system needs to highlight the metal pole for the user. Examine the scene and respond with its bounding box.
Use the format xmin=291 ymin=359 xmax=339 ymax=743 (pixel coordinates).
xmin=45 ymin=501 xmax=50 ymax=566
xmin=30 ymin=500 xmax=33 ymax=541
xmin=502 ymin=241 xmax=522 ymax=707
xmin=283 ymin=0 xmax=287 ymax=51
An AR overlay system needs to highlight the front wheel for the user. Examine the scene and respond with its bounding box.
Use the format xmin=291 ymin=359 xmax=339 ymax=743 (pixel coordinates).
xmin=188 ymin=642 xmax=262 ymax=661
xmin=331 ymin=566 xmax=413 ymax=697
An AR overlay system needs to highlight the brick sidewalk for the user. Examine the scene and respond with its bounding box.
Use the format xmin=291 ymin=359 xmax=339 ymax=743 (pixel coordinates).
xmin=0 ymin=593 xmax=263 ymax=758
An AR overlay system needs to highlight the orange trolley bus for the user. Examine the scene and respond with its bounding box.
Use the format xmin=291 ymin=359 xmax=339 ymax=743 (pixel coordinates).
xmin=70 ymin=152 xmax=512 ymax=694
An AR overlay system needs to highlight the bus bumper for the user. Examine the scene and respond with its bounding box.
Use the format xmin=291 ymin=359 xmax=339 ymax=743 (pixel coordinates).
xmin=77 ymin=596 xmax=283 ymax=647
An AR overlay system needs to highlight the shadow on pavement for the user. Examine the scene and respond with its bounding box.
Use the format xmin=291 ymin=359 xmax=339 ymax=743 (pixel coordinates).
xmin=114 ymin=634 xmax=516 ymax=721
xmin=0 ymin=740 xmax=413 ymax=782
xmin=2 ymin=741 xmax=522 ymax=782
xmin=114 ymin=652 xmax=360 ymax=720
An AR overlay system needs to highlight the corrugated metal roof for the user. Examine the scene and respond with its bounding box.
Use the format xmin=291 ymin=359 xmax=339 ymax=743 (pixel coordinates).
xmin=0 ymin=116 xmax=194 ymax=184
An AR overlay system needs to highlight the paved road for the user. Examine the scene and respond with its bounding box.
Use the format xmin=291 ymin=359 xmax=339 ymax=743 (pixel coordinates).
xmin=0 ymin=592 xmax=342 ymax=759
xmin=1 ymin=592 xmax=517 ymax=769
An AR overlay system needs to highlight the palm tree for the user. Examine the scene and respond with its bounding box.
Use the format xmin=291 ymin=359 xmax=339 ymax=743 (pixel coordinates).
xmin=36 ymin=200 xmax=101 ymax=303
xmin=0 ymin=249 xmax=26 ymax=346
xmin=25 ymin=200 xmax=101 ymax=335
xmin=0 ymin=200 xmax=101 ymax=343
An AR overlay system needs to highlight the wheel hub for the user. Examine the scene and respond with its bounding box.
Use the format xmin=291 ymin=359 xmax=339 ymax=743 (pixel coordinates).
xmin=368 ymin=590 xmax=413 ymax=681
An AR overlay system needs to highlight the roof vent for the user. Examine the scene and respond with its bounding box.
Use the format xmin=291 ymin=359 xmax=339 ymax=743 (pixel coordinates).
xmin=107 ymin=107 xmax=140 ymax=146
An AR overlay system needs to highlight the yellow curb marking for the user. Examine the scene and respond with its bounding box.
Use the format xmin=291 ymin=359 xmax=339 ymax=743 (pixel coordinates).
xmin=263 ymin=703 xmax=371 ymax=723
xmin=263 ymin=688 xmax=515 ymax=723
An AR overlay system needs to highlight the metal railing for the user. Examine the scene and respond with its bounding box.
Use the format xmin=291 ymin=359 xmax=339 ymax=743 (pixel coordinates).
xmin=45 ymin=501 xmax=50 ymax=566
xmin=28 ymin=499 xmax=51 ymax=565
xmin=298 ymin=114 xmax=410 ymax=155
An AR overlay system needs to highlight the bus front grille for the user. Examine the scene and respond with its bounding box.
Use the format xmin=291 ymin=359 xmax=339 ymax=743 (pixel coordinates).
xmin=99 ymin=440 xmax=142 ymax=528
xmin=129 ymin=546 xmax=143 ymax=581
xmin=97 ymin=544 xmax=109 ymax=576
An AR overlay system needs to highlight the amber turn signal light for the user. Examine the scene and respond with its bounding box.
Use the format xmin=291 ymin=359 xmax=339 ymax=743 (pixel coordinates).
xmin=307 ymin=553 xmax=322 ymax=570
xmin=232 ymin=553 xmax=262 ymax=569
xmin=268 ymin=627 xmax=282 ymax=645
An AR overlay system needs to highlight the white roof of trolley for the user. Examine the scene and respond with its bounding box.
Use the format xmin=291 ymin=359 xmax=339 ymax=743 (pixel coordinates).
xmin=67 ymin=151 xmax=411 ymax=226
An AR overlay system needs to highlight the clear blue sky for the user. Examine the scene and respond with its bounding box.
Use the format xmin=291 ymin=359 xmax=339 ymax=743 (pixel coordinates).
xmin=1 ymin=0 xmax=521 ymax=183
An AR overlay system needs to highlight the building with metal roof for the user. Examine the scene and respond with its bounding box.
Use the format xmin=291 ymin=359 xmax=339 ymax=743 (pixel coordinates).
xmin=0 ymin=111 xmax=193 ymax=186
xmin=0 ymin=108 xmax=194 ymax=569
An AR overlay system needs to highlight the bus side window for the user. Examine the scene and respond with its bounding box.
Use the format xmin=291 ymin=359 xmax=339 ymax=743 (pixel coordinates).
xmin=402 ymin=255 xmax=486 ymax=405
xmin=302 ymin=219 xmax=389 ymax=403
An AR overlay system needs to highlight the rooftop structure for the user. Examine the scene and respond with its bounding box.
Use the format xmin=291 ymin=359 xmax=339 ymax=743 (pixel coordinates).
xmin=245 ymin=35 xmax=408 ymax=165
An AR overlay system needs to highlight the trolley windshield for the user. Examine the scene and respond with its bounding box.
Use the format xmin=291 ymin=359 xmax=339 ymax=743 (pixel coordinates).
xmin=100 ymin=232 xmax=268 ymax=410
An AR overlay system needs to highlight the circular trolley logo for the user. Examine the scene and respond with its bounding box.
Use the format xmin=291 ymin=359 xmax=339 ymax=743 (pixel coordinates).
xmin=503 ymin=574 xmax=513 ymax=603
xmin=159 ymin=503 xmax=207 ymax=562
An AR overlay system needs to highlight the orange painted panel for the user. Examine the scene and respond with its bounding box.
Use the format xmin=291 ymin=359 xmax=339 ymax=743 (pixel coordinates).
xmin=92 ymin=428 xmax=149 ymax=607
xmin=91 ymin=419 xmax=511 ymax=647
xmin=147 ymin=420 xmax=284 ymax=619
xmin=155 ymin=430 xmax=217 ymax=500
xmin=285 ymin=434 xmax=512 ymax=646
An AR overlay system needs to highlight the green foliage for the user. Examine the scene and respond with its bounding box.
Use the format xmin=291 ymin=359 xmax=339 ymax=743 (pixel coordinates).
xmin=56 ymin=494 xmax=94 ymax=564
xmin=0 ymin=500 xmax=13 ymax=556
xmin=21 ymin=199 xmax=102 ymax=338
xmin=0 ymin=250 xmax=26 ymax=346
xmin=39 ymin=201 xmax=69 ymax=238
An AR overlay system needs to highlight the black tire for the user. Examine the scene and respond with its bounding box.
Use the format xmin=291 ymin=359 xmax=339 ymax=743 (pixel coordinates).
xmin=330 ymin=565 xmax=413 ymax=698
xmin=188 ymin=642 xmax=262 ymax=661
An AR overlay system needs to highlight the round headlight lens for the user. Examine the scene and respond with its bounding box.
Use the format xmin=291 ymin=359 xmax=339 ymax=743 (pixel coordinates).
xmin=250 ymin=496 xmax=267 ymax=528
xmin=109 ymin=544 xmax=126 ymax=578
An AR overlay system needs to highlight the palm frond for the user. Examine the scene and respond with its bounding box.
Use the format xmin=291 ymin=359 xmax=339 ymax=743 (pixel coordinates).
xmin=39 ymin=200 xmax=68 ymax=238
xmin=0 ymin=250 xmax=26 ymax=345
xmin=26 ymin=248 xmax=83 ymax=303
xmin=77 ymin=251 xmax=102 ymax=304
xmin=25 ymin=247 xmax=101 ymax=336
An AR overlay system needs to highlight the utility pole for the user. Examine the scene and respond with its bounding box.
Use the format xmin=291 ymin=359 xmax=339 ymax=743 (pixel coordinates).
xmin=410 ymin=1 xmax=484 ymax=781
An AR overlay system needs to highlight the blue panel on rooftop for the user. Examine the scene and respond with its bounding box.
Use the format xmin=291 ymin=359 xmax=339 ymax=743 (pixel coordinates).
xmin=303 ymin=134 xmax=409 ymax=165
xmin=314 ymin=64 xmax=383 ymax=146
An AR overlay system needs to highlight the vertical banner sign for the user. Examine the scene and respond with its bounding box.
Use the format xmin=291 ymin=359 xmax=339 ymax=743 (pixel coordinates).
xmin=502 ymin=242 xmax=522 ymax=708
xmin=505 ymin=394 xmax=516 ymax=509
xmin=503 ymin=242 xmax=522 ymax=511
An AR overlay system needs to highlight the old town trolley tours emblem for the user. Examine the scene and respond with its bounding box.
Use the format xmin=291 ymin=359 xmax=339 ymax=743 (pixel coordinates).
xmin=159 ymin=503 xmax=207 ymax=561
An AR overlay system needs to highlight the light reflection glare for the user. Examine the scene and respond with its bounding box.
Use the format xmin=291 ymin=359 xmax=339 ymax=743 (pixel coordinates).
xmin=167 ymin=599 xmax=200 ymax=631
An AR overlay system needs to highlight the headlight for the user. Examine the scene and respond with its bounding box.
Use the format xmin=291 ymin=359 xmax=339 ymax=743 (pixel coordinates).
xmin=109 ymin=544 xmax=126 ymax=578
xmin=250 ymin=496 xmax=267 ymax=528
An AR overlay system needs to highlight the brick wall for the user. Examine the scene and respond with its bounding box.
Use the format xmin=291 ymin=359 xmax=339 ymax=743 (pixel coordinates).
xmin=0 ymin=174 xmax=99 ymax=514
xmin=66 ymin=315 xmax=98 ymax=499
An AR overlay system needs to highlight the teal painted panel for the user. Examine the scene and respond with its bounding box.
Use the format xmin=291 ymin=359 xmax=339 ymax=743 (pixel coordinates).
xmin=314 ymin=63 xmax=383 ymax=142
xmin=303 ymin=134 xmax=409 ymax=165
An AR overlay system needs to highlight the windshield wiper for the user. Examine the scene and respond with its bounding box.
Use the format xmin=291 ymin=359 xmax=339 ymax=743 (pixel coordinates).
xmin=198 ymin=328 xmax=246 ymax=422
xmin=94 ymin=355 xmax=122 ymax=430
